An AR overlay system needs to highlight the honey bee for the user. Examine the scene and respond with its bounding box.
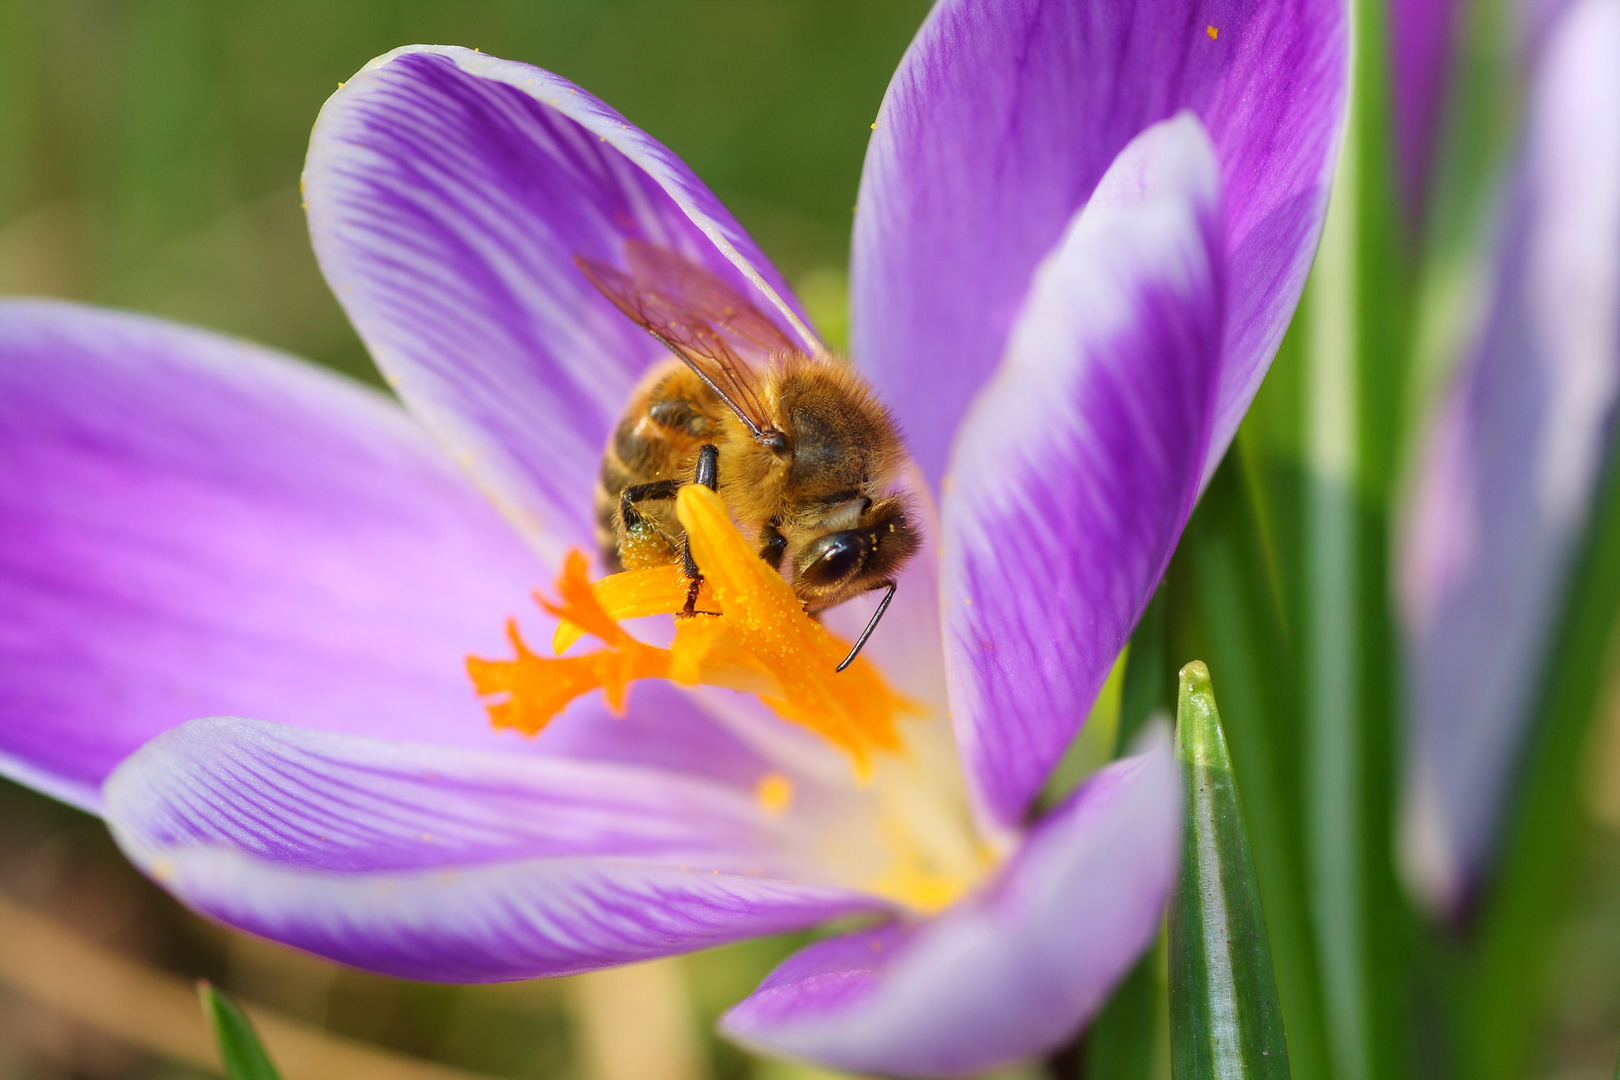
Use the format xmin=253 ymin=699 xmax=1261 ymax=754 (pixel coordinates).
xmin=577 ymin=241 xmax=919 ymax=670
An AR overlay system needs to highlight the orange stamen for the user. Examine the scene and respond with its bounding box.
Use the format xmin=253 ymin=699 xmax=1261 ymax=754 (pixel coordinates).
xmin=550 ymin=564 xmax=716 ymax=654
xmin=676 ymin=485 xmax=908 ymax=767
xmin=466 ymin=486 xmax=916 ymax=772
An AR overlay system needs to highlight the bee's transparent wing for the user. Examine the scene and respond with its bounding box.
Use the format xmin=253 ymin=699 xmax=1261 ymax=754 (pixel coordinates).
xmin=576 ymin=242 xmax=801 ymax=438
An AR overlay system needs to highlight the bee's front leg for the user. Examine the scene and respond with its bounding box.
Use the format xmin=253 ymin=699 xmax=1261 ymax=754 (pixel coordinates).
xmin=693 ymin=442 xmax=719 ymax=490
xmin=680 ymin=444 xmax=720 ymax=617
xmin=619 ymin=479 xmax=681 ymax=530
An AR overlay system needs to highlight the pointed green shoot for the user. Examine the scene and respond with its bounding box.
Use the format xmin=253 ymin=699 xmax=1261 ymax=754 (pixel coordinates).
xmin=1170 ymin=662 xmax=1290 ymax=1079
xmin=198 ymin=980 xmax=283 ymax=1080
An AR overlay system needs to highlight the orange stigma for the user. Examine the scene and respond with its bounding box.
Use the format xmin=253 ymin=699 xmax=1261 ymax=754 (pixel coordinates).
xmin=466 ymin=485 xmax=915 ymax=772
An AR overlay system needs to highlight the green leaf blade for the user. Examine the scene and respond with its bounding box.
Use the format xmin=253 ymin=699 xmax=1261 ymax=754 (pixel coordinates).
xmin=1170 ymin=661 xmax=1291 ymax=1080
xmin=198 ymin=980 xmax=283 ymax=1080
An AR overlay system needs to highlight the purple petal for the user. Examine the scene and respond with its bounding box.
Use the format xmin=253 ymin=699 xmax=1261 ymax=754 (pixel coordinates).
xmin=721 ymin=728 xmax=1180 ymax=1078
xmin=940 ymin=116 xmax=1224 ymax=828
xmin=1521 ymin=0 xmax=1581 ymax=55
xmin=1397 ymin=0 xmax=1620 ymax=913
xmin=1391 ymin=0 xmax=1463 ymax=228
xmin=852 ymin=0 xmax=1346 ymax=487
xmin=128 ymin=852 xmax=871 ymax=984
xmin=304 ymin=46 xmax=816 ymax=559
xmin=109 ymin=717 xmax=816 ymax=873
xmin=0 ymin=301 xmax=548 ymax=812
xmin=105 ymin=717 xmax=884 ymax=981
xmin=538 ymin=680 xmax=781 ymax=791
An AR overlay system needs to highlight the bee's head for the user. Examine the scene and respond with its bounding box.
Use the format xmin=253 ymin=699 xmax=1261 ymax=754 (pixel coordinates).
xmin=790 ymin=495 xmax=919 ymax=611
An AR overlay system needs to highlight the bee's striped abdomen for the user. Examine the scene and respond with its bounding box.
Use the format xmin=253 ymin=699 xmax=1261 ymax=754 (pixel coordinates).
xmin=594 ymin=361 xmax=723 ymax=572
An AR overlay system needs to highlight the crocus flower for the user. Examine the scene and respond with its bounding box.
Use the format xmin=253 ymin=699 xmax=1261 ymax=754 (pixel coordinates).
xmin=0 ymin=1 xmax=1345 ymax=1074
xmin=1398 ymin=0 xmax=1620 ymax=914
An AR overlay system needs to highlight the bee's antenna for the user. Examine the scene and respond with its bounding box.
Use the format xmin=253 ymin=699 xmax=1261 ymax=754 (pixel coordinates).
xmin=835 ymin=581 xmax=897 ymax=673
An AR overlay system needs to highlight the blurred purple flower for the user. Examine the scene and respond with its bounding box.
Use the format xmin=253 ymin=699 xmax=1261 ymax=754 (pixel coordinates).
xmin=1398 ymin=0 xmax=1620 ymax=915
xmin=1390 ymin=0 xmax=1464 ymax=228
xmin=0 ymin=2 xmax=1344 ymax=1074
xmin=1389 ymin=0 xmax=1583 ymax=237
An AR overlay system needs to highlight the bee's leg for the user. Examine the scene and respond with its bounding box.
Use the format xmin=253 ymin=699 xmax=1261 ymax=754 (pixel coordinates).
xmin=619 ymin=479 xmax=681 ymax=529
xmin=680 ymin=444 xmax=720 ymax=617
xmin=694 ymin=443 xmax=719 ymax=490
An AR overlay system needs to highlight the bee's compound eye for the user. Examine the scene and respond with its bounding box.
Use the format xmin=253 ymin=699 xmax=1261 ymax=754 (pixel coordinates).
xmin=801 ymin=531 xmax=871 ymax=586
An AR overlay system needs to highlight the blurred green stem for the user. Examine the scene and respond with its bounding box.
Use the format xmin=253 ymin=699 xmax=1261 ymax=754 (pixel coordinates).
xmin=1460 ymin=427 xmax=1620 ymax=1080
xmin=1304 ymin=85 xmax=1370 ymax=1080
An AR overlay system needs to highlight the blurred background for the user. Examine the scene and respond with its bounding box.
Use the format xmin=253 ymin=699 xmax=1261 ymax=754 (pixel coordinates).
xmin=6 ymin=2 xmax=1620 ymax=1080
xmin=0 ymin=2 xmax=927 ymax=1078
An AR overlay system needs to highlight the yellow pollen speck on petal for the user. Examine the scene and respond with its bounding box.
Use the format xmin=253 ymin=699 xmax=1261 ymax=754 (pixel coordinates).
xmin=755 ymin=772 xmax=794 ymax=816
xmin=870 ymin=121 xmax=877 ymax=130
xmin=466 ymin=488 xmax=917 ymax=770
xmin=1207 ymin=24 xmax=1219 ymax=38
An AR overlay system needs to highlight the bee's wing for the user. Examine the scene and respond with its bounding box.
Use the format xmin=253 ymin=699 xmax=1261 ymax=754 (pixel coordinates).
xmin=576 ymin=242 xmax=801 ymax=439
